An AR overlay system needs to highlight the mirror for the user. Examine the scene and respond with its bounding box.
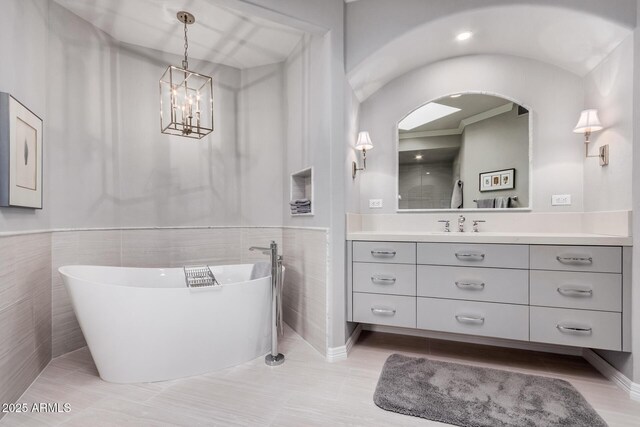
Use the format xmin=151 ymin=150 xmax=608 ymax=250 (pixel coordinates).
xmin=397 ymin=93 xmax=530 ymax=210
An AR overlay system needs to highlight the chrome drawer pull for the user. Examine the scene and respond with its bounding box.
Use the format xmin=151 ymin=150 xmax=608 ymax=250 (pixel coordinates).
xmin=455 ymin=281 xmax=485 ymax=290
xmin=557 ymin=287 xmax=593 ymax=297
xmin=556 ymin=256 xmax=593 ymax=265
xmin=371 ymin=250 xmax=397 ymax=257
xmin=371 ymin=275 xmax=396 ymax=284
xmin=455 ymin=252 xmax=485 ymax=261
xmin=455 ymin=315 xmax=485 ymax=325
xmin=556 ymin=324 xmax=592 ymax=334
xmin=371 ymin=306 xmax=396 ymax=316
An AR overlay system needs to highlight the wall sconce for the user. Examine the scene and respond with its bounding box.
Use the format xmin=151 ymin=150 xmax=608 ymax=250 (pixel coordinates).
xmin=352 ymin=131 xmax=373 ymax=179
xmin=573 ymin=109 xmax=608 ymax=166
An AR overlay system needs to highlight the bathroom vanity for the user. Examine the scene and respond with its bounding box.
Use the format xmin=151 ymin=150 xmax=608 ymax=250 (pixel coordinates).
xmin=346 ymin=234 xmax=632 ymax=352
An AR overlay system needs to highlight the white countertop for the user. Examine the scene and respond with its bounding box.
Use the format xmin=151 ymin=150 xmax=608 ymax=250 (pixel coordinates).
xmin=347 ymin=231 xmax=633 ymax=246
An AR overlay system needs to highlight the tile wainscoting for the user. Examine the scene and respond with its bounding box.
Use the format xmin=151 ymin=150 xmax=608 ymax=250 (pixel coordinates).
xmin=1 ymin=226 xmax=327 ymax=418
xmin=0 ymin=233 xmax=51 ymax=421
xmin=282 ymin=228 xmax=329 ymax=355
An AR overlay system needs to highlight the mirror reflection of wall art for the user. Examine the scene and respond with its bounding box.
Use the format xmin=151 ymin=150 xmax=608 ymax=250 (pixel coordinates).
xmin=480 ymin=168 xmax=515 ymax=192
xmin=0 ymin=93 xmax=43 ymax=209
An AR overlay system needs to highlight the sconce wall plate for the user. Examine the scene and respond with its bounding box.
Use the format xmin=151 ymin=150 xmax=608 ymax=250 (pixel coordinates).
xmin=599 ymin=144 xmax=609 ymax=166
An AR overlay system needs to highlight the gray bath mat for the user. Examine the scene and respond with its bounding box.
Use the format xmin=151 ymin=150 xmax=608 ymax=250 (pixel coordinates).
xmin=374 ymin=354 xmax=607 ymax=427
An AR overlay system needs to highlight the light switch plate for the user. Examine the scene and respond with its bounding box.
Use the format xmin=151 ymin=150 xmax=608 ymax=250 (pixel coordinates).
xmin=551 ymin=194 xmax=571 ymax=206
xmin=369 ymin=199 xmax=383 ymax=209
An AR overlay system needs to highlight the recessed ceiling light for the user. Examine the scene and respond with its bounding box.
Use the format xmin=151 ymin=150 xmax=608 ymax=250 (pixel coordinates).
xmin=425 ymin=172 xmax=431 ymax=175
xmin=456 ymin=31 xmax=473 ymax=41
xmin=450 ymin=94 xmax=462 ymax=98
xmin=415 ymin=154 xmax=423 ymax=160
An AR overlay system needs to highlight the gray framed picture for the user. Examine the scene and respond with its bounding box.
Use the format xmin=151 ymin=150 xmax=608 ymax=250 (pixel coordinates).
xmin=479 ymin=168 xmax=515 ymax=192
xmin=0 ymin=93 xmax=43 ymax=209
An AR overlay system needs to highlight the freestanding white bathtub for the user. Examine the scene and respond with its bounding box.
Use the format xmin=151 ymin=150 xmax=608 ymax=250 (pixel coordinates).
xmin=59 ymin=263 xmax=272 ymax=383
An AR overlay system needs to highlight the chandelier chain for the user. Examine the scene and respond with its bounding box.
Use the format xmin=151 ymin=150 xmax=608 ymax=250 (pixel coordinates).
xmin=183 ymin=21 xmax=189 ymax=69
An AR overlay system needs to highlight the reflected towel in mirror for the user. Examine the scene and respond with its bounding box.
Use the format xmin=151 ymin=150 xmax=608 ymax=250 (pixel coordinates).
xmin=495 ymin=197 xmax=510 ymax=208
xmin=450 ymin=180 xmax=463 ymax=209
xmin=476 ymin=198 xmax=495 ymax=208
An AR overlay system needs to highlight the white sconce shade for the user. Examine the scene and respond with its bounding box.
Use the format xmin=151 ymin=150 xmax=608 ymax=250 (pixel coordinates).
xmin=355 ymin=131 xmax=373 ymax=151
xmin=573 ymin=109 xmax=603 ymax=134
xmin=353 ymin=131 xmax=372 ymax=178
xmin=573 ymin=109 xmax=608 ymax=166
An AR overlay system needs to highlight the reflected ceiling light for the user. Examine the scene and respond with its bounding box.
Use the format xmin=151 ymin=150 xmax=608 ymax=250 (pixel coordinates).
xmin=450 ymin=94 xmax=462 ymax=98
xmin=456 ymin=31 xmax=473 ymax=41
xmin=415 ymin=154 xmax=423 ymax=160
xmin=160 ymin=11 xmax=214 ymax=139
xmin=399 ymin=102 xmax=461 ymax=131
xmin=573 ymin=109 xmax=607 ymax=166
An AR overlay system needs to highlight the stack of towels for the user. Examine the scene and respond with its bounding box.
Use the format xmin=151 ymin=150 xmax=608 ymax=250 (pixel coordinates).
xmin=290 ymin=199 xmax=311 ymax=214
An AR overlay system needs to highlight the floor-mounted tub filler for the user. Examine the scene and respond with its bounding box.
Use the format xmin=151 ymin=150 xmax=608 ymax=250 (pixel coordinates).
xmin=59 ymin=261 xmax=282 ymax=383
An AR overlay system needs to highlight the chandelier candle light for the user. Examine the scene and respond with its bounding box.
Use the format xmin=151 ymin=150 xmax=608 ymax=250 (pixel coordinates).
xmin=160 ymin=11 xmax=214 ymax=139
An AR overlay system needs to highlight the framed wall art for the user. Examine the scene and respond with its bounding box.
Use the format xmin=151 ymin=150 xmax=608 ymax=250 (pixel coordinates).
xmin=0 ymin=93 xmax=43 ymax=209
xmin=479 ymin=168 xmax=515 ymax=192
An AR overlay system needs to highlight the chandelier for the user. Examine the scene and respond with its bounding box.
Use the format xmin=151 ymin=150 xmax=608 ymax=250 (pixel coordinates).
xmin=160 ymin=11 xmax=214 ymax=139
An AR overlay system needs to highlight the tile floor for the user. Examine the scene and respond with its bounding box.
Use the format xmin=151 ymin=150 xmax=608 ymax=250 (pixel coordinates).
xmin=2 ymin=326 xmax=640 ymax=426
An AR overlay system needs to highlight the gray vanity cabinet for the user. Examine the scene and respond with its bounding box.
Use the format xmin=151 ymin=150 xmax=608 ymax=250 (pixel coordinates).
xmin=348 ymin=241 xmax=630 ymax=352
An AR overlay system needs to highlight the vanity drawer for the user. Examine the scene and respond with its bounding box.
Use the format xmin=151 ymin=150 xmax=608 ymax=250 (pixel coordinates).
xmin=530 ymin=271 xmax=621 ymax=312
xmin=353 ymin=241 xmax=416 ymax=264
xmin=417 ymin=265 xmax=528 ymax=304
xmin=353 ymin=293 xmax=416 ymax=328
xmin=530 ymin=245 xmax=621 ymax=273
xmin=417 ymin=298 xmax=529 ymax=341
xmin=530 ymin=307 xmax=621 ymax=351
xmin=417 ymin=243 xmax=529 ymax=269
xmin=353 ymin=262 xmax=416 ymax=296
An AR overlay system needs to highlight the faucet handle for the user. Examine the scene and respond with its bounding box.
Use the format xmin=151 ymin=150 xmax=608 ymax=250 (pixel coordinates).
xmin=472 ymin=220 xmax=486 ymax=232
xmin=438 ymin=220 xmax=451 ymax=232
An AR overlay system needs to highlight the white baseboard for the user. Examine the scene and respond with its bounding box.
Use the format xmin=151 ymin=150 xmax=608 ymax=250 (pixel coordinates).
xmin=363 ymin=324 xmax=583 ymax=356
xmin=583 ymin=349 xmax=640 ymax=401
xmin=326 ymin=324 xmax=363 ymax=362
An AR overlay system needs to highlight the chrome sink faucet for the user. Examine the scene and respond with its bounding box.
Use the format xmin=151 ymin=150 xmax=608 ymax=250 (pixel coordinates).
xmin=438 ymin=220 xmax=451 ymax=232
xmin=458 ymin=215 xmax=466 ymax=232
xmin=472 ymin=220 xmax=486 ymax=233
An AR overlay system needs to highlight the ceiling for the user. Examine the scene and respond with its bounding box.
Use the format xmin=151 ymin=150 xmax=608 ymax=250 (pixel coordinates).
xmin=398 ymin=93 xmax=511 ymax=134
xmin=399 ymin=148 xmax=459 ymax=165
xmin=348 ymin=4 xmax=633 ymax=101
xmin=53 ymin=0 xmax=305 ymax=69
xmin=400 ymin=94 xmax=513 ymax=134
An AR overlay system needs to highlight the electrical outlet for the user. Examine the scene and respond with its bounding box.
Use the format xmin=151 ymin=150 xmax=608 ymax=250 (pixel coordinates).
xmin=369 ymin=199 xmax=383 ymax=209
xmin=551 ymin=194 xmax=572 ymax=206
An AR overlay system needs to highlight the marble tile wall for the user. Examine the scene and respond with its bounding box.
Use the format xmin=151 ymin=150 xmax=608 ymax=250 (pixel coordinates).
xmin=0 ymin=233 xmax=52 ymax=420
xmin=282 ymin=228 xmax=328 ymax=356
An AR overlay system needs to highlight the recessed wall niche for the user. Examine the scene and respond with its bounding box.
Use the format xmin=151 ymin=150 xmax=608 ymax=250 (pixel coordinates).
xmin=290 ymin=167 xmax=313 ymax=216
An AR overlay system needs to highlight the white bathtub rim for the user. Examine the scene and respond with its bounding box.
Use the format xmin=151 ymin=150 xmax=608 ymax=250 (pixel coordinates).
xmin=58 ymin=263 xmax=276 ymax=290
